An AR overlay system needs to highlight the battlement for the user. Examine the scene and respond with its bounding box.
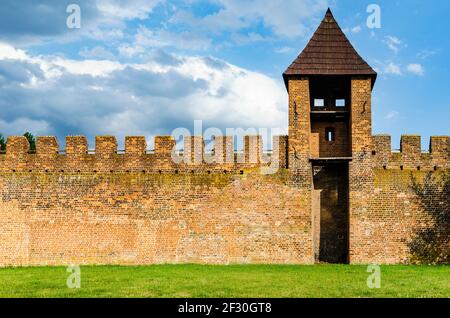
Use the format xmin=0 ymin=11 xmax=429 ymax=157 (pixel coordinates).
xmin=0 ymin=135 xmax=288 ymax=173
xmin=372 ymin=134 xmax=449 ymax=170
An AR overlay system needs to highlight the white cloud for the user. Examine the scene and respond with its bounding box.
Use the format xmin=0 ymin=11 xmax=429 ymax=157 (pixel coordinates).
xmin=0 ymin=0 xmax=161 ymax=45
xmin=230 ymin=32 xmax=269 ymax=45
xmin=343 ymin=25 xmax=362 ymax=34
xmin=384 ymin=62 xmax=402 ymax=75
xmin=0 ymin=42 xmax=27 ymax=60
xmin=0 ymin=118 xmax=51 ymax=136
xmin=117 ymin=26 xmax=213 ymax=55
xmin=385 ymin=111 xmax=399 ymax=120
xmin=417 ymin=49 xmax=438 ymax=60
xmin=0 ymin=0 xmax=328 ymax=50
xmin=118 ymin=44 xmax=145 ymax=58
xmin=351 ymin=25 xmax=362 ymax=33
xmin=406 ymin=63 xmax=425 ymax=76
xmin=385 ymin=36 xmax=403 ymax=54
xmin=274 ymin=47 xmax=294 ymax=54
xmin=96 ymin=0 xmax=162 ymax=20
xmin=0 ymin=42 xmax=122 ymax=79
xmin=374 ymin=60 xmax=425 ymax=77
xmin=85 ymin=28 xmax=125 ymax=42
xmin=50 ymin=58 xmax=125 ymax=77
xmin=172 ymin=0 xmax=329 ymax=38
xmin=0 ymin=42 xmax=287 ymax=146
xmin=134 ymin=26 xmax=213 ymax=51
xmin=79 ymin=46 xmax=115 ymax=60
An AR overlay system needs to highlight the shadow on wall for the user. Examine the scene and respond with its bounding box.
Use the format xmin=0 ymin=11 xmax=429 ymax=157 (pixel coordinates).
xmin=409 ymin=172 xmax=450 ymax=264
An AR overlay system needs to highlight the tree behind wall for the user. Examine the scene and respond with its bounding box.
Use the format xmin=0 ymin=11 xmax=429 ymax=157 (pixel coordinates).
xmin=23 ymin=132 xmax=36 ymax=152
xmin=0 ymin=134 xmax=5 ymax=151
xmin=409 ymin=172 xmax=450 ymax=264
xmin=0 ymin=133 xmax=37 ymax=151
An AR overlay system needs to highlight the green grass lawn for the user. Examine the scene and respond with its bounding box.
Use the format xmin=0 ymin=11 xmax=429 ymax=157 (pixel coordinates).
xmin=0 ymin=265 xmax=448 ymax=298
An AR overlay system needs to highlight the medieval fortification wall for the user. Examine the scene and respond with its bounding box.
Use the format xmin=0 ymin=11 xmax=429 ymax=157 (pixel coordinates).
xmin=0 ymin=134 xmax=448 ymax=266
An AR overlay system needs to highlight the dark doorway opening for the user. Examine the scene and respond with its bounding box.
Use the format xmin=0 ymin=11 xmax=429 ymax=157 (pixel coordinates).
xmin=312 ymin=163 xmax=349 ymax=263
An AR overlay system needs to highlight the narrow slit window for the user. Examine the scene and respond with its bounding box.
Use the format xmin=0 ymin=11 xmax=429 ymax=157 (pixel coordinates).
xmin=314 ymin=99 xmax=325 ymax=107
xmin=325 ymin=127 xmax=335 ymax=142
xmin=335 ymin=99 xmax=346 ymax=107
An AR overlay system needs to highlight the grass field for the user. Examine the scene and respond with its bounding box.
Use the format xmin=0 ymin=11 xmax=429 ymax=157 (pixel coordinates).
xmin=0 ymin=265 xmax=448 ymax=298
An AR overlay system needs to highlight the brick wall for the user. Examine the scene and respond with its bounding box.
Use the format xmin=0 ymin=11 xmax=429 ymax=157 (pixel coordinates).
xmin=0 ymin=133 xmax=448 ymax=265
xmin=0 ymin=170 xmax=313 ymax=266
xmin=350 ymin=169 xmax=449 ymax=264
xmin=348 ymin=77 xmax=376 ymax=263
xmin=287 ymin=77 xmax=314 ymax=263
xmin=311 ymin=121 xmax=350 ymax=158
xmin=0 ymin=135 xmax=317 ymax=266
xmin=350 ymin=135 xmax=449 ymax=264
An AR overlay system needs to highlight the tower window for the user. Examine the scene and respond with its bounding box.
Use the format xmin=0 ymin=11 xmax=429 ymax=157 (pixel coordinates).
xmin=314 ymin=99 xmax=325 ymax=107
xmin=325 ymin=127 xmax=335 ymax=142
xmin=335 ymin=99 xmax=346 ymax=107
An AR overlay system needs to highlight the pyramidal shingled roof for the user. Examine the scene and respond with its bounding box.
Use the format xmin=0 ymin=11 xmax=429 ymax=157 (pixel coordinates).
xmin=283 ymin=8 xmax=377 ymax=87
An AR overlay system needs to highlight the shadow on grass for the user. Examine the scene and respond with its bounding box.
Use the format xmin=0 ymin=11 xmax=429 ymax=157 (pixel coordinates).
xmin=409 ymin=171 xmax=449 ymax=264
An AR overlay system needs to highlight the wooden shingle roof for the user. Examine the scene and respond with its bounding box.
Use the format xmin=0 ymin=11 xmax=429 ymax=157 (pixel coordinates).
xmin=283 ymin=8 xmax=377 ymax=88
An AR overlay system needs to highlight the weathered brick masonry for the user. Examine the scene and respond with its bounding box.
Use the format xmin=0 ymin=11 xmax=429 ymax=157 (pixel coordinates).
xmin=0 ymin=136 xmax=311 ymax=266
xmin=0 ymin=9 xmax=448 ymax=266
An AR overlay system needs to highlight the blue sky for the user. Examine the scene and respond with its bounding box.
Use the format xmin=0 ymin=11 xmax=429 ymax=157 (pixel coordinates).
xmin=0 ymin=0 xmax=448 ymax=150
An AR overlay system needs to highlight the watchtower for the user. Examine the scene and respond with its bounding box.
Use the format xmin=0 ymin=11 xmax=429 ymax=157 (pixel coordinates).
xmin=283 ymin=9 xmax=377 ymax=263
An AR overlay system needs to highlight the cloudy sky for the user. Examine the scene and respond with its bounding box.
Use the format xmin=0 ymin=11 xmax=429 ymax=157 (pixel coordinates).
xmin=0 ymin=0 xmax=448 ymax=149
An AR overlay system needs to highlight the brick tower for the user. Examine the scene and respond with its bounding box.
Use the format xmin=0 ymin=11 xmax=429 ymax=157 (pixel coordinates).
xmin=283 ymin=8 xmax=377 ymax=263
